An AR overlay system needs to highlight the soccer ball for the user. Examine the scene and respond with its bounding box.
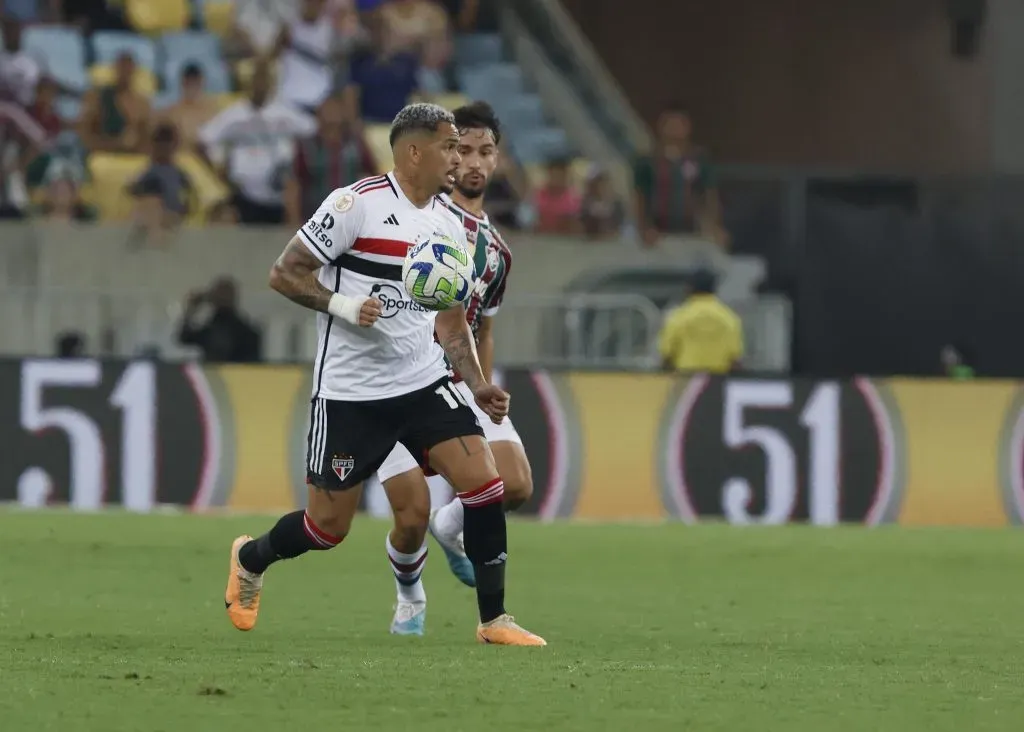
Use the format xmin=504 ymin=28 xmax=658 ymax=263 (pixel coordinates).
xmin=402 ymin=233 xmax=474 ymax=311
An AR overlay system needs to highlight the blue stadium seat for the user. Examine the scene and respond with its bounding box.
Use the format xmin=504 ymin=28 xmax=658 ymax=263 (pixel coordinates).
xmin=458 ymin=64 xmax=524 ymax=100
xmin=163 ymin=56 xmax=231 ymax=94
xmin=161 ymin=31 xmax=220 ymax=65
xmin=92 ymin=31 xmax=158 ymax=70
xmin=514 ymin=127 xmax=571 ymax=164
xmin=492 ymin=94 xmax=546 ymax=132
xmin=55 ymin=95 xmax=82 ymax=123
xmin=22 ymin=26 xmax=88 ymax=94
xmin=454 ymin=34 xmax=503 ymax=66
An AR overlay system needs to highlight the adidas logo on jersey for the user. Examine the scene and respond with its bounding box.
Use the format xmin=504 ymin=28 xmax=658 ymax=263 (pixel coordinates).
xmin=383 ymin=214 xmax=400 ymax=225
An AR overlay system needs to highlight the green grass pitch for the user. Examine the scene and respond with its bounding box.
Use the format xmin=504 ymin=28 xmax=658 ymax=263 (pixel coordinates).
xmin=2 ymin=511 xmax=1024 ymax=731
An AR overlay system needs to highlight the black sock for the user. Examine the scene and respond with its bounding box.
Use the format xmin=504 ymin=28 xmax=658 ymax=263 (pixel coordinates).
xmin=461 ymin=496 xmax=507 ymax=623
xmin=238 ymin=510 xmax=340 ymax=574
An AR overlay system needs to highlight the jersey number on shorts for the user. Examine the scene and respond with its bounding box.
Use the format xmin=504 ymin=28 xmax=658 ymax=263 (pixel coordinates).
xmin=435 ymin=383 xmax=469 ymax=409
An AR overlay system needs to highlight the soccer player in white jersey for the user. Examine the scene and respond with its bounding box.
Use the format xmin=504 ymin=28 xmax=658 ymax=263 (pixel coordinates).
xmin=223 ymin=103 xmax=546 ymax=646
xmin=374 ymin=102 xmax=533 ymax=635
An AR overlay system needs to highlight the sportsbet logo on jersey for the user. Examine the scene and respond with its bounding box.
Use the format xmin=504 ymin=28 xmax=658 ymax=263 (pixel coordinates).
xmin=370 ymin=283 xmax=429 ymax=318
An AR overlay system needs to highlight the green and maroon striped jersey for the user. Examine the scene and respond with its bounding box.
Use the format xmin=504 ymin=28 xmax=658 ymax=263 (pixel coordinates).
xmin=439 ymin=194 xmax=513 ymax=337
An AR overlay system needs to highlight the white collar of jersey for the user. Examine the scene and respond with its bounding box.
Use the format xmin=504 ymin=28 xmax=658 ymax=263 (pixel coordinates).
xmin=387 ymin=171 xmax=437 ymax=210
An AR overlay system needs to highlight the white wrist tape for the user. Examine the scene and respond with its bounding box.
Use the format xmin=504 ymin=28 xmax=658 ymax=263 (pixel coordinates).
xmin=327 ymin=293 xmax=364 ymax=325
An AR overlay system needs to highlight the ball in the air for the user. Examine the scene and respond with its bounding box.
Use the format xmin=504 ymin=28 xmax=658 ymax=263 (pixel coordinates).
xmin=402 ymin=233 xmax=474 ymax=311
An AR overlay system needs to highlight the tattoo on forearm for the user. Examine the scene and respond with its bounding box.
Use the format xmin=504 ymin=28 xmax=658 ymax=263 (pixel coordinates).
xmin=272 ymin=239 xmax=333 ymax=313
xmin=441 ymin=330 xmax=483 ymax=390
xmin=281 ymin=274 xmax=333 ymax=313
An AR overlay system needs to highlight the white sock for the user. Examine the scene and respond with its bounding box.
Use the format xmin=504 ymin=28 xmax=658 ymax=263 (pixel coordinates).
xmin=434 ymin=496 xmax=464 ymax=537
xmin=386 ymin=534 xmax=427 ymax=604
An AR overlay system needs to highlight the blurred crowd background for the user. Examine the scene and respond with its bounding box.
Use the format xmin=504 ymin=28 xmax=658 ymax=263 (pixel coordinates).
xmin=4 ymin=0 xmax=1020 ymax=381
xmin=0 ymin=0 xmax=712 ymax=244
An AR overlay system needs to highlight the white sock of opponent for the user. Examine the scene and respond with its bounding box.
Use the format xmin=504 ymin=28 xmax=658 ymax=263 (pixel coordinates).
xmin=433 ymin=496 xmax=465 ymax=538
xmin=386 ymin=534 xmax=427 ymax=604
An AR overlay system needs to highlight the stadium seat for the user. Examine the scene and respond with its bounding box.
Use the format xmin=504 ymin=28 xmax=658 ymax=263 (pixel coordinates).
xmin=161 ymin=31 xmax=220 ymax=66
xmin=200 ymin=0 xmax=234 ymax=36
xmin=89 ymin=65 xmax=159 ymax=97
xmin=364 ymin=124 xmax=393 ymax=174
xmin=426 ymin=92 xmax=469 ymax=111
xmin=87 ymin=153 xmax=149 ymax=221
xmin=514 ymin=127 xmax=571 ymax=163
xmin=454 ymin=34 xmax=504 ymax=66
xmin=92 ymin=31 xmax=158 ymax=70
xmin=492 ymin=94 xmax=545 ymax=132
xmin=215 ymin=92 xmax=246 ymax=110
xmin=22 ymin=26 xmax=88 ymax=94
xmin=125 ymin=0 xmax=190 ymax=34
xmin=55 ymin=95 xmax=82 ymax=122
xmin=174 ymin=152 xmax=231 ymax=223
xmin=458 ymin=64 xmax=524 ymax=100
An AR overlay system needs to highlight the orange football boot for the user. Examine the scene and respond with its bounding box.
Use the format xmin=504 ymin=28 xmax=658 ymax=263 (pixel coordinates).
xmin=224 ymin=535 xmax=263 ymax=631
xmin=476 ymin=614 xmax=547 ymax=646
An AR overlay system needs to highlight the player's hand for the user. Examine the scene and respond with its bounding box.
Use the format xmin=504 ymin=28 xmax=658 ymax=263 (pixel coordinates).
xmin=358 ymin=297 xmax=383 ymax=327
xmin=473 ymin=383 xmax=509 ymax=424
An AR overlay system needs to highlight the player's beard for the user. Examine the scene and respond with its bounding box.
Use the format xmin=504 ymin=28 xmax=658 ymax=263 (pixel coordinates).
xmin=454 ymin=178 xmax=487 ymax=201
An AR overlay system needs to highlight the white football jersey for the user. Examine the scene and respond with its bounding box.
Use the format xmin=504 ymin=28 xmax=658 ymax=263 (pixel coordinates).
xmin=296 ymin=172 xmax=469 ymax=401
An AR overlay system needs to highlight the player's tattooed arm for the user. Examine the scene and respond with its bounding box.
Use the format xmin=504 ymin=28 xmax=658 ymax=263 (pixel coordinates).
xmin=436 ymin=306 xmax=485 ymax=391
xmin=269 ymin=236 xmax=333 ymax=312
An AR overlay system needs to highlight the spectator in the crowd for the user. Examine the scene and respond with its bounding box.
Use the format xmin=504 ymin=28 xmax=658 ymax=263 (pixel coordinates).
xmin=284 ymin=95 xmax=375 ymax=225
xmin=438 ymin=0 xmax=481 ymax=31
xmin=178 ymin=277 xmax=262 ymax=363
xmin=484 ymin=146 xmax=525 ymax=230
xmin=198 ymin=58 xmax=316 ymax=225
xmin=29 ymin=76 xmax=62 ymax=140
xmin=0 ymin=19 xmax=42 ymax=108
xmin=35 ymin=173 xmax=94 ymax=223
xmin=227 ymin=0 xmax=292 ymax=57
xmin=580 ymin=166 xmax=625 ymax=240
xmin=658 ymin=268 xmax=743 ymax=374
xmin=272 ymin=0 xmax=353 ymax=115
xmin=533 ymin=157 xmax=581 ymax=235
xmin=126 ymin=123 xmax=192 ymax=246
xmin=381 ymin=0 xmax=449 ymax=53
xmin=55 ymin=331 xmax=86 ymax=358
xmin=941 ymin=344 xmax=975 ymax=380
xmin=634 ymin=104 xmax=725 ymax=247
xmin=0 ymin=21 xmax=48 ymax=219
xmin=349 ymin=13 xmax=420 ymax=123
xmin=78 ymin=52 xmax=151 ymax=154
xmin=161 ymin=64 xmax=220 ymax=153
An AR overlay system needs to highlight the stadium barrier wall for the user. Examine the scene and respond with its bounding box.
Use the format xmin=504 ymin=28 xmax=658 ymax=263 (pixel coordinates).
xmin=3 ymin=358 xmax=1024 ymax=527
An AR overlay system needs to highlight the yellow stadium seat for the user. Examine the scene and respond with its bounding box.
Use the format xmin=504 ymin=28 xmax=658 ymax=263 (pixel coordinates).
xmin=214 ymin=92 xmax=246 ymax=111
xmin=88 ymin=153 xmax=149 ymax=221
xmin=430 ymin=92 xmax=470 ymax=111
xmin=125 ymin=0 xmax=190 ymax=33
xmin=203 ymin=1 xmax=234 ymax=36
xmin=364 ymin=124 xmax=393 ymax=174
xmin=174 ymin=152 xmax=231 ymax=224
xmin=90 ymin=65 xmax=158 ymax=97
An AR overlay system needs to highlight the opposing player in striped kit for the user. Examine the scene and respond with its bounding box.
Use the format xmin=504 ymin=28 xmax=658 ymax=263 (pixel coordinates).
xmin=376 ymin=102 xmax=534 ymax=636
xmin=223 ymin=103 xmax=545 ymax=646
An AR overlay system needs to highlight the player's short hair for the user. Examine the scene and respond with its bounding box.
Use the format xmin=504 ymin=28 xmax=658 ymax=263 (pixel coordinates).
xmin=452 ymin=101 xmax=502 ymax=145
xmin=389 ymin=103 xmax=456 ymax=147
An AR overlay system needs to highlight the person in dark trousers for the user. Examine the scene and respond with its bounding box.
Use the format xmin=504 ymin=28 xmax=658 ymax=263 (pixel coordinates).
xmin=178 ymin=277 xmax=262 ymax=363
